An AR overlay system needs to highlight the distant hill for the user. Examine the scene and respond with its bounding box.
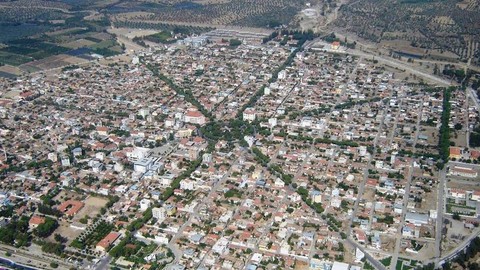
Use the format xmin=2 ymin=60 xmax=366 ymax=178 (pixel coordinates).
xmin=106 ymin=0 xmax=317 ymax=28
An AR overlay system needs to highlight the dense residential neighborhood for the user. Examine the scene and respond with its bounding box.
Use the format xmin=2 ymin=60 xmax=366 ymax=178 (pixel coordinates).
xmin=0 ymin=28 xmax=479 ymax=270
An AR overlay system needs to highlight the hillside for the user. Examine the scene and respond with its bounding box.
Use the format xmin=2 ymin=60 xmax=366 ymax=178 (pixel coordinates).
xmin=333 ymin=0 xmax=480 ymax=64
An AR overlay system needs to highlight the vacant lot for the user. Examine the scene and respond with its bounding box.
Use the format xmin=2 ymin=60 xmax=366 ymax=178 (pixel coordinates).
xmin=73 ymin=196 xmax=109 ymax=222
xmin=420 ymin=187 xmax=437 ymax=211
xmin=451 ymin=130 xmax=468 ymax=148
xmin=48 ymin=220 xmax=83 ymax=245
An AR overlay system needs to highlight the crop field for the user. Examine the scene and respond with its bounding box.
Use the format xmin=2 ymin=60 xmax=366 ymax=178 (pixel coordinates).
xmin=0 ymin=51 xmax=33 ymax=66
xmin=46 ymin=27 xmax=91 ymax=38
xmin=63 ymin=38 xmax=97 ymax=49
xmin=334 ymin=0 xmax=480 ymax=63
xmin=0 ymin=0 xmax=123 ymax=73
xmin=0 ymin=27 xmax=121 ymax=69
xmin=0 ymin=0 xmax=319 ymax=72
xmin=19 ymin=54 xmax=86 ymax=72
xmin=0 ymin=23 xmax=52 ymax=43
xmin=109 ymin=0 xmax=319 ymax=28
xmin=0 ymin=6 xmax=67 ymax=23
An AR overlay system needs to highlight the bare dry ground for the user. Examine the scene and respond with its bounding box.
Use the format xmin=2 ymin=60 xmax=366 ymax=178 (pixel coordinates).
xmin=451 ymin=130 xmax=468 ymax=148
xmin=443 ymin=219 xmax=475 ymax=252
xmin=48 ymin=220 xmax=83 ymax=245
xmin=362 ymin=189 xmax=376 ymax=201
xmin=72 ymin=196 xmax=109 ymax=222
xmin=420 ymin=187 xmax=438 ymax=212
xmin=380 ymin=235 xmax=396 ymax=253
xmin=62 ymin=39 xmax=97 ymax=49
xmin=416 ymin=242 xmax=436 ymax=260
xmin=447 ymin=177 xmax=480 ymax=190
xmin=0 ymin=65 xmax=22 ymax=76
xmin=19 ymin=54 xmax=86 ymax=72
xmin=3 ymin=90 xmax=21 ymax=99
xmin=108 ymin=27 xmax=160 ymax=39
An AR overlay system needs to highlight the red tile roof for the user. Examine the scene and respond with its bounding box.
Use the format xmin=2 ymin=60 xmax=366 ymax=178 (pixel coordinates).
xmin=96 ymin=232 xmax=120 ymax=249
xmin=185 ymin=110 xmax=203 ymax=118
xmin=57 ymin=200 xmax=84 ymax=216
xmin=449 ymin=147 xmax=461 ymax=156
xmin=29 ymin=215 xmax=46 ymax=225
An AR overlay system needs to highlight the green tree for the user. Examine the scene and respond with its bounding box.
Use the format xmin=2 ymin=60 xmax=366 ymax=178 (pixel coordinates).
xmin=34 ymin=217 xmax=58 ymax=238
xmin=229 ymin=39 xmax=242 ymax=47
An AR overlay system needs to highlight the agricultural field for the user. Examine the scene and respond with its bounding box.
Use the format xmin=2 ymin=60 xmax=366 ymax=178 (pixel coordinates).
xmin=334 ymin=0 xmax=480 ymax=64
xmin=109 ymin=0 xmax=321 ymax=28
xmin=0 ymin=0 xmax=123 ymax=75
xmin=0 ymin=23 xmax=53 ymax=43
xmin=0 ymin=30 xmax=121 ymax=73
xmin=0 ymin=0 xmax=325 ymax=75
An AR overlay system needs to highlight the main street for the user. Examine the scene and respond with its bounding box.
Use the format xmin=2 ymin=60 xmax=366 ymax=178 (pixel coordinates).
xmin=95 ymin=255 xmax=112 ymax=270
xmin=344 ymin=86 xmax=391 ymax=270
xmin=390 ymin=98 xmax=423 ymax=270
xmin=434 ymin=168 xmax=447 ymax=268
xmin=347 ymin=238 xmax=387 ymax=270
xmin=346 ymin=82 xmax=391 ymax=234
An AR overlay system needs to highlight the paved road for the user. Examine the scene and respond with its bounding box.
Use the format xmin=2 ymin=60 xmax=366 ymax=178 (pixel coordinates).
xmin=434 ymin=168 xmax=447 ymax=268
xmin=466 ymin=89 xmax=471 ymax=147
xmin=0 ymin=255 xmax=42 ymax=270
xmin=390 ymin=99 xmax=424 ymax=270
xmin=344 ymin=83 xmax=392 ymax=270
xmin=95 ymin=255 xmax=112 ymax=270
xmin=468 ymin=87 xmax=480 ymax=111
xmin=346 ymin=86 xmax=391 ymax=234
xmin=242 ymin=192 xmax=290 ymax=268
xmin=195 ymin=177 xmax=257 ymax=269
xmin=347 ymin=238 xmax=387 ymax=270
xmin=309 ymin=38 xmax=454 ymax=87
xmin=365 ymin=99 xmax=401 ymax=233
xmin=243 ymin=138 xmax=318 ymax=268
xmin=165 ymin=155 xmax=242 ymax=266
xmin=0 ymin=244 xmax=73 ymax=269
